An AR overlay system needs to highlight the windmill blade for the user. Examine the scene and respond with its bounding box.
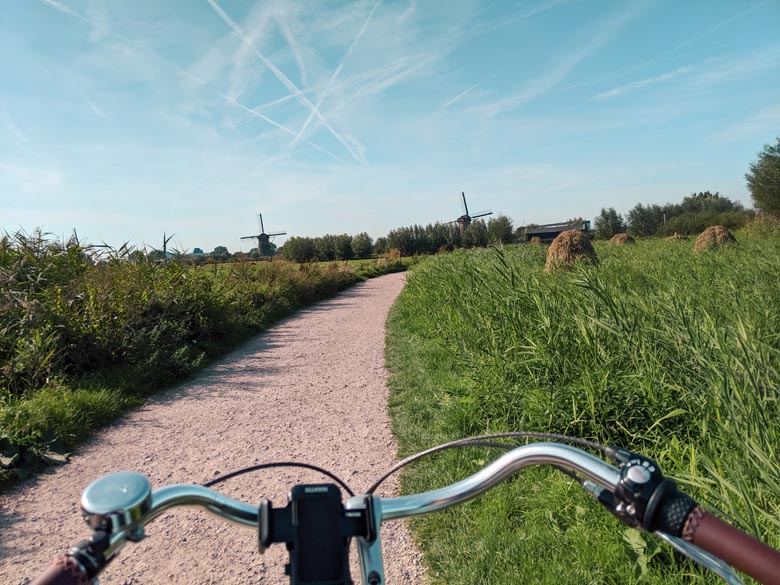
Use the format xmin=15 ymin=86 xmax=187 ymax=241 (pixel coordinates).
xmin=461 ymin=192 xmax=469 ymax=216
xmin=257 ymin=213 xmax=265 ymax=234
xmin=241 ymin=234 xmax=261 ymax=240
xmin=267 ymin=231 xmax=286 ymax=237
xmin=471 ymin=210 xmax=493 ymax=219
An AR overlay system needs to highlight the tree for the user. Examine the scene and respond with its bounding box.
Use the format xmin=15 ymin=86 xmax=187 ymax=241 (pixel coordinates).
xmin=679 ymin=191 xmax=742 ymax=214
xmin=373 ymin=237 xmax=388 ymax=255
xmin=212 ymin=246 xmax=231 ymax=262
xmin=626 ymin=204 xmax=665 ymax=237
xmin=281 ymin=237 xmax=317 ymax=263
xmin=351 ymin=232 xmax=373 ymax=259
xmin=462 ymin=220 xmax=488 ymax=248
xmin=746 ymin=136 xmax=780 ymax=216
xmin=334 ymin=234 xmax=354 ymax=260
xmin=315 ymin=235 xmax=336 ymax=261
xmin=487 ymin=215 xmax=514 ymax=244
xmin=593 ymin=208 xmax=626 ymax=239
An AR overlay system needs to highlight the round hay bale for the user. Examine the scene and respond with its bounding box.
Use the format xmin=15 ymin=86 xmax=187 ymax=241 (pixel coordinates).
xmin=530 ymin=236 xmax=541 ymax=245
xmin=610 ymin=233 xmax=634 ymax=245
xmin=665 ymin=233 xmax=689 ymax=241
xmin=545 ymin=230 xmax=598 ymax=271
xmin=694 ymin=225 xmax=736 ymax=252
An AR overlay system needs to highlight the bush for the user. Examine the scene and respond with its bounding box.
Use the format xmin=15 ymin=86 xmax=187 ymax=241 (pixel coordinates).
xmin=0 ymin=232 xmax=410 ymax=474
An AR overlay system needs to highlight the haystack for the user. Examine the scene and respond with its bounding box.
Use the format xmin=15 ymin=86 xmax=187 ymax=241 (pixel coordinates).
xmin=610 ymin=233 xmax=634 ymax=245
xmin=530 ymin=236 xmax=542 ymax=245
xmin=545 ymin=230 xmax=598 ymax=271
xmin=694 ymin=225 xmax=736 ymax=252
xmin=665 ymin=233 xmax=689 ymax=241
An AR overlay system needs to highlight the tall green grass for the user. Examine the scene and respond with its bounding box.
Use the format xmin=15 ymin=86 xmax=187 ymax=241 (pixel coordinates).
xmin=0 ymin=231 xmax=410 ymax=480
xmin=387 ymin=235 xmax=780 ymax=583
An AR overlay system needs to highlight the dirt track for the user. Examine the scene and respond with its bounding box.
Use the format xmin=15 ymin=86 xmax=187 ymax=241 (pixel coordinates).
xmin=0 ymin=272 xmax=426 ymax=584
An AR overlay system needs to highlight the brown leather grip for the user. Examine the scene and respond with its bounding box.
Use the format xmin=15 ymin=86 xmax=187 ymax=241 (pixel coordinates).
xmin=30 ymin=555 xmax=91 ymax=585
xmin=684 ymin=507 xmax=780 ymax=585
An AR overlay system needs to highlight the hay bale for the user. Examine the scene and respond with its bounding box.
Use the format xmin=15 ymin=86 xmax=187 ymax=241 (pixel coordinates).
xmin=545 ymin=230 xmax=598 ymax=271
xmin=665 ymin=233 xmax=689 ymax=241
xmin=530 ymin=236 xmax=541 ymax=245
xmin=610 ymin=233 xmax=634 ymax=245
xmin=694 ymin=225 xmax=736 ymax=252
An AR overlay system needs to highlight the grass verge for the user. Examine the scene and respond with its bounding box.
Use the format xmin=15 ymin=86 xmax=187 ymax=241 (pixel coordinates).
xmin=386 ymin=234 xmax=780 ymax=583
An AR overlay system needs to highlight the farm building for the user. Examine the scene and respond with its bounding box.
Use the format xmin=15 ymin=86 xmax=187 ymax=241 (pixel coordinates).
xmin=524 ymin=220 xmax=591 ymax=243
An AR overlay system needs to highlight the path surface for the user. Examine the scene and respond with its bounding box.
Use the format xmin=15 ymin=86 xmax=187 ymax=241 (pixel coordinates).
xmin=0 ymin=272 xmax=426 ymax=584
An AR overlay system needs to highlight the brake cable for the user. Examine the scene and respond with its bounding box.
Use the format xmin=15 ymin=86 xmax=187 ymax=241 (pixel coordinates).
xmin=203 ymin=461 xmax=355 ymax=497
xmin=366 ymin=431 xmax=607 ymax=494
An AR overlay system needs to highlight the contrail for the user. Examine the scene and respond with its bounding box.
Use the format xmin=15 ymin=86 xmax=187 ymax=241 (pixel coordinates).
xmin=221 ymin=94 xmax=346 ymax=164
xmin=591 ymin=65 xmax=696 ymax=101
xmin=251 ymin=87 xmax=317 ymax=114
xmin=2 ymin=107 xmax=28 ymax=142
xmin=556 ymin=1 xmax=772 ymax=97
xmin=39 ymin=0 xmax=88 ymax=21
xmin=205 ymin=0 xmax=365 ymax=164
xmin=638 ymin=0 xmax=771 ymax=69
xmin=291 ymin=0 xmax=380 ymax=150
xmin=441 ymin=69 xmax=504 ymax=110
xmin=275 ymin=11 xmax=309 ymax=88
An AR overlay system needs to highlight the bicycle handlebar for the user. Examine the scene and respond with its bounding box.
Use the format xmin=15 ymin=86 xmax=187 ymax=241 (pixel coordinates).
xmin=31 ymin=440 xmax=780 ymax=585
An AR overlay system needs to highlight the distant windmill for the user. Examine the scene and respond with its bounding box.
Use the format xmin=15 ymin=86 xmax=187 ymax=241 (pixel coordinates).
xmin=241 ymin=213 xmax=286 ymax=257
xmin=148 ymin=232 xmax=175 ymax=261
xmin=448 ymin=192 xmax=492 ymax=232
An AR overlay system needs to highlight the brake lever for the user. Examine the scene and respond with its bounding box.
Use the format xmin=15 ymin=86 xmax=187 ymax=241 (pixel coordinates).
xmin=655 ymin=531 xmax=744 ymax=585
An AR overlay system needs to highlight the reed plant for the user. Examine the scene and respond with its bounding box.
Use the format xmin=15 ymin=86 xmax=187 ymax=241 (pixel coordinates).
xmin=387 ymin=233 xmax=780 ymax=583
xmin=0 ymin=230 xmax=409 ymax=481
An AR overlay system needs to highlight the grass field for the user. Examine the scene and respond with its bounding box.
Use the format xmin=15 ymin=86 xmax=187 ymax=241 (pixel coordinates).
xmin=386 ymin=234 xmax=780 ymax=583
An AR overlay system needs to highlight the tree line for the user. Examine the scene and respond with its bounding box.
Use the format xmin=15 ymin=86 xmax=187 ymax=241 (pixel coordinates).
xmin=375 ymin=215 xmax=515 ymax=257
xmin=594 ymin=135 xmax=780 ymax=240
xmin=593 ymin=191 xmax=754 ymax=240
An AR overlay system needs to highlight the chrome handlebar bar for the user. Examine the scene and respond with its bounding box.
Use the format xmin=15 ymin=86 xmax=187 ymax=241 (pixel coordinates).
xmin=378 ymin=443 xmax=620 ymax=520
xmin=80 ymin=442 xmax=742 ymax=584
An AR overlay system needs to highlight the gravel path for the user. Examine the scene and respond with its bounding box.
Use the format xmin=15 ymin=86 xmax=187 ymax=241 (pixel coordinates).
xmin=0 ymin=272 xmax=426 ymax=584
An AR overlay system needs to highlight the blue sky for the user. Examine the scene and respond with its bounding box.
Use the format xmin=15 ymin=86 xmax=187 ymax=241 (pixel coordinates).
xmin=1 ymin=0 xmax=779 ymax=253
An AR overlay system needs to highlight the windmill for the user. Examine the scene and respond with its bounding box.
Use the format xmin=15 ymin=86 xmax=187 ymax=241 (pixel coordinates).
xmin=148 ymin=232 xmax=175 ymax=261
xmin=448 ymin=192 xmax=492 ymax=232
xmin=241 ymin=213 xmax=286 ymax=257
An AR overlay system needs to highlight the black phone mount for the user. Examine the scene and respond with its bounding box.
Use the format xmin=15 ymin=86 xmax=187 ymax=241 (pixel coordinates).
xmin=258 ymin=484 xmax=371 ymax=585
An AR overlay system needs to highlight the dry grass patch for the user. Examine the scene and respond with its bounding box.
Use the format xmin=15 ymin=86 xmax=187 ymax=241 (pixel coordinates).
xmin=665 ymin=233 xmax=689 ymax=241
xmin=545 ymin=230 xmax=598 ymax=271
xmin=610 ymin=233 xmax=635 ymax=245
xmin=694 ymin=225 xmax=736 ymax=252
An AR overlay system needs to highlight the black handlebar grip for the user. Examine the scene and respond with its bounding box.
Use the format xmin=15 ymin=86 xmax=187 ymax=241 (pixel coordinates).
xmin=651 ymin=488 xmax=698 ymax=536
xmin=30 ymin=555 xmax=91 ymax=585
